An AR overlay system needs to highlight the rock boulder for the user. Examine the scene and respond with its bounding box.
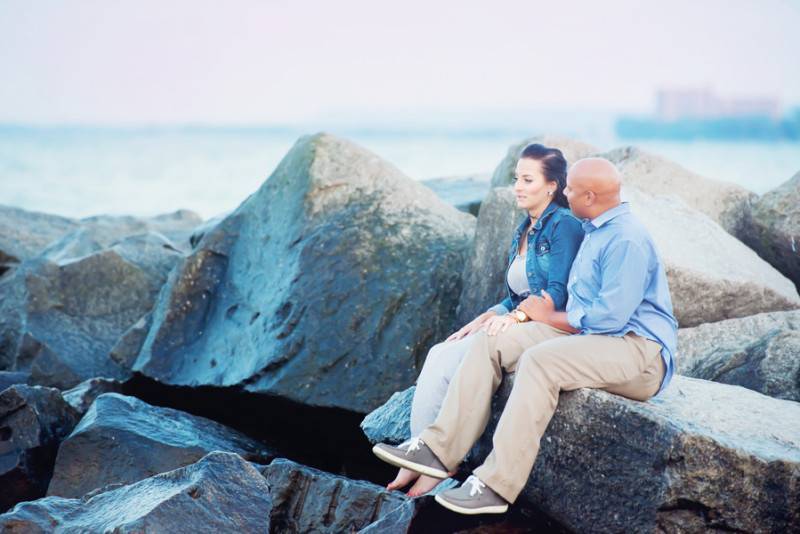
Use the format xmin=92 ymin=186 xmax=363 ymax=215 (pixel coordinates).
xmin=736 ymin=170 xmax=800 ymax=290
xmin=604 ymin=146 xmax=755 ymax=234
xmin=363 ymin=376 xmax=800 ymax=533
xmin=0 ymin=231 xmax=184 ymax=387
xmin=0 ymin=385 xmax=79 ymax=512
xmin=0 ymin=451 xmax=271 ymax=532
xmin=47 ymin=393 xmax=273 ymax=498
xmin=133 ymin=133 xmax=475 ymax=413
xmin=260 ymin=458 xmax=414 ymax=533
xmin=677 ymin=310 xmax=800 ymax=401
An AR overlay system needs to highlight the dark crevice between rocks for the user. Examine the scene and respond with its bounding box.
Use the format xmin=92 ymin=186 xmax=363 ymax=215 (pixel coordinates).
xmin=123 ymin=373 xmax=397 ymax=484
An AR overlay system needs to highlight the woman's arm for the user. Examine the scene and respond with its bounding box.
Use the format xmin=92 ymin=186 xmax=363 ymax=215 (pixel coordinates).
xmin=541 ymin=215 xmax=585 ymax=310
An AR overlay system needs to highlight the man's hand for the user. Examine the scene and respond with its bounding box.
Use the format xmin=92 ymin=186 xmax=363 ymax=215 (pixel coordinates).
xmin=517 ymin=291 xmax=556 ymax=323
xmin=480 ymin=313 xmax=517 ymax=336
xmin=445 ymin=311 xmax=496 ymax=342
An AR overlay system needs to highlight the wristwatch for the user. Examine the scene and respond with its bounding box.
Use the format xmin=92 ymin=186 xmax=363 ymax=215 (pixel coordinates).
xmin=511 ymin=308 xmax=528 ymax=323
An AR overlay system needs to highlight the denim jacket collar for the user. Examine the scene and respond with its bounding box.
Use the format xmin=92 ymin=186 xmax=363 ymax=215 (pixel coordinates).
xmin=514 ymin=200 xmax=561 ymax=238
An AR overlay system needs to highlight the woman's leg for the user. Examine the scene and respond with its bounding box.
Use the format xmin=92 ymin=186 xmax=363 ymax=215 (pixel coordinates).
xmin=388 ymin=334 xmax=477 ymax=492
xmin=410 ymin=334 xmax=478 ymax=435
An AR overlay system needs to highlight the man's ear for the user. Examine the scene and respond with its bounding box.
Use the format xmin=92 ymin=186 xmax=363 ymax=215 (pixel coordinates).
xmin=585 ymin=190 xmax=596 ymax=206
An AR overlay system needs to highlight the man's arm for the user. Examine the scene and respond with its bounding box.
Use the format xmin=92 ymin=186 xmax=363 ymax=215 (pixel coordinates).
xmin=567 ymin=239 xmax=651 ymax=333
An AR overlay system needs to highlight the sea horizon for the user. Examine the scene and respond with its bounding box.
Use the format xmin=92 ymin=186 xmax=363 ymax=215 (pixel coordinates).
xmin=2 ymin=121 xmax=799 ymax=221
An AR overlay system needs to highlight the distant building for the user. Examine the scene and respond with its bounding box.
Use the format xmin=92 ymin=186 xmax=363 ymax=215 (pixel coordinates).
xmin=656 ymin=89 xmax=781 ymax=120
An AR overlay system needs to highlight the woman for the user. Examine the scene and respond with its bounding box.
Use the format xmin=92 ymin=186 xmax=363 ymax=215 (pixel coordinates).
xmin=387 ymin=143 xmax=585 ymax=496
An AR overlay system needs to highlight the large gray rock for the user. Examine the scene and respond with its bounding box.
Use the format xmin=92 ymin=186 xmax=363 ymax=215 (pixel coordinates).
xmin=363 ymin=376 xmax=800 ymax=533
xmin=47 ymin=393 xmax=273 ymax=498
xmin=625 ymin=186 xmax=800 ymax=326
xmin=490 ymin=136 xmax=600 ymax=188
xmin=260 ymin=458 xmax=414 ymax=533
xmin=0 ymin=205 xmax=79 ymax=278
xmin=456 ymin=187 xmax=521 ymax=325
xmin=736 ymin=171 xmax=800 ymax=290
xmin=0 ymin=231 xmax=183 ymax=387
xmin=604 ymin=146 xmax=756 ymax=234
xmin=677 ymin=310 xmax=800 ymax=401
xmin=0 ymin=451 xmax=272 ymax=532
xmin=133 ymin=133 xmax=475 ymax=413
xmin=0 ymin=385 xmax=79 ymax=512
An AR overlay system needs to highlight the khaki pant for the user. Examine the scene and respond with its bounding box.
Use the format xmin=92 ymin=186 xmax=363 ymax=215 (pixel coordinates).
xmin=418 ymin=321 xmax=665 ymax=503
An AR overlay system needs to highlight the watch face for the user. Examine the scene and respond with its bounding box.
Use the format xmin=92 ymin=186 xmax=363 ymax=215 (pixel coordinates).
xmin=515 ymin=310 xmax=526 ymax=321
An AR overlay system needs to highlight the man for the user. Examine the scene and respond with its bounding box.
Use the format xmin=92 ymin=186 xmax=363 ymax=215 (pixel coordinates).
xmin=372 ymin=157 xmax=677 ymax=514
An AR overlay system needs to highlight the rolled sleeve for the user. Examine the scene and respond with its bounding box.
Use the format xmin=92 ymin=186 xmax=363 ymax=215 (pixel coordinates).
xmin=566 ymin=298 xmax=586 ymax=331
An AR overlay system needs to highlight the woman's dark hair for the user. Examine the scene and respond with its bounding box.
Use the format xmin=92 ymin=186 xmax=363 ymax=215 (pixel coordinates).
xmin=518 ymin=143 xmax=569 ymax=208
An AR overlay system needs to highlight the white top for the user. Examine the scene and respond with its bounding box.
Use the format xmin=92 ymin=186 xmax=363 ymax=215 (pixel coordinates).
xmin=507 ymin=253 xmax=531 ymax=297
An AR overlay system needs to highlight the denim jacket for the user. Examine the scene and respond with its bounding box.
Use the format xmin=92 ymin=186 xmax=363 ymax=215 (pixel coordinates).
xmin=488 ymin=202 xmax=584 ymax=315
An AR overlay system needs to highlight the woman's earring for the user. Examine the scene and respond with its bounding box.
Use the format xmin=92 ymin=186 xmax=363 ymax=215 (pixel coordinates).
xmin=548 ymin=190 xmax=554 ymax=196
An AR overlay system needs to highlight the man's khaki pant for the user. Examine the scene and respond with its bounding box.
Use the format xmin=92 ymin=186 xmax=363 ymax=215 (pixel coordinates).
xmin=418 ymin=321 xmax=665 ymax=503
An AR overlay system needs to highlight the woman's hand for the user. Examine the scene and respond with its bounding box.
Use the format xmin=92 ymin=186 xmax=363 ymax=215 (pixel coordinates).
xmin=445 ymin=311 xmax=496 ymax=342
xmin=517 ymin=290 xmax=556 ymax=323
xmin=480 ymin=313 xmax=517 ymax=336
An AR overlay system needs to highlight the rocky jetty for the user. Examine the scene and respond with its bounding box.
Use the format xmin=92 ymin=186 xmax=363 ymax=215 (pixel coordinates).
xmin=132 ymin=133 xmax=475 ymax=414
xmin=2 ymin=132 xmax=799 ymax=532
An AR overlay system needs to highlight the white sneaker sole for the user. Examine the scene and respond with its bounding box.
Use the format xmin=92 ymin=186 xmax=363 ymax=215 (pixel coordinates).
xmin=434 ymin=493 xmax=509 ymax=515
xmin=371 ymin=444 xmax=449 ymax=479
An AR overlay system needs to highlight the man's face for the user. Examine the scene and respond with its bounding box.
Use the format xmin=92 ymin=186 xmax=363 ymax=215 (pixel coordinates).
xmin=563 ymin=173 xmax=588 ymax=219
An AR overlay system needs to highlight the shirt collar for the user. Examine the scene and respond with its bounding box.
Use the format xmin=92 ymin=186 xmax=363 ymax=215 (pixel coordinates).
xmin=583 ymin=202 xmax=630 ymax=233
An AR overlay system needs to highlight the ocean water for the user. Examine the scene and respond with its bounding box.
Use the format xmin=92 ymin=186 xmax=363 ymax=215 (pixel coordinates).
xmin=1 ymin=125 xmax=798 ymax=221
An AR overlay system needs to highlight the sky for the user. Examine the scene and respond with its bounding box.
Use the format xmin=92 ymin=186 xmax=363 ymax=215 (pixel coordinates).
xmin=1 ymin=0 xmax=799 ymax=126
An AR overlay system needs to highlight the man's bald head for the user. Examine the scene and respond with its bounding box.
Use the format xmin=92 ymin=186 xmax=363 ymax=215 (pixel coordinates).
xmin=564 ymin=157 xmax=623 ymax=219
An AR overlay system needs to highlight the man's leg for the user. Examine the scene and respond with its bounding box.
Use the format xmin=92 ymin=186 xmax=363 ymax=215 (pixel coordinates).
xmin=472 ymin=332 xmax=664 ymax=503
xmin=418 ymin=322 xmax=569 ymax=473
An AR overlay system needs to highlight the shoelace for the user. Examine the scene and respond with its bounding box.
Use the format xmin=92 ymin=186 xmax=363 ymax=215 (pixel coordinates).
xmin=465 ymin=475 xmax=485 ymax=497
xmin=402 ymin=437 xmax=423 ymax=455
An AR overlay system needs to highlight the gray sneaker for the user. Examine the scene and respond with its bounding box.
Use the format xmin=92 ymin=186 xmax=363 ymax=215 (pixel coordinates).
xmin=434 ymin=475 xmax=509 ymax=515
xmin=372 ymin=437 xmax=449 ymax=479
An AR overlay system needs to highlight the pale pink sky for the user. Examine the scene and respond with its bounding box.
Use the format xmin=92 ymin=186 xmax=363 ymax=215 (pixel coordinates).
xmin=1 ymin=0 xmax=799 ymax=124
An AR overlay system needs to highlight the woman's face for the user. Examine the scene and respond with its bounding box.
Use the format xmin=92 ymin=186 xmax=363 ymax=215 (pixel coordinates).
xmin=513 ymin=158 xmax=556 ymax=212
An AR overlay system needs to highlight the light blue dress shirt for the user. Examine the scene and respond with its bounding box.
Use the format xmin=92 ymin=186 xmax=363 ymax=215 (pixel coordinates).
xmin=565 ymin=202 xmax=677 ymax=396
